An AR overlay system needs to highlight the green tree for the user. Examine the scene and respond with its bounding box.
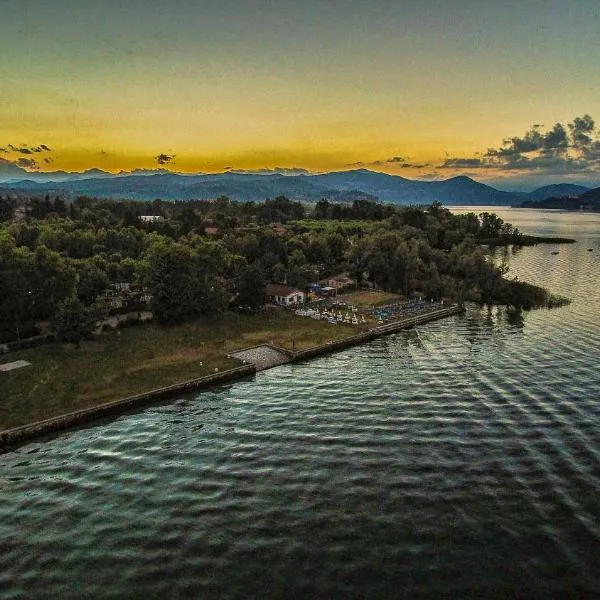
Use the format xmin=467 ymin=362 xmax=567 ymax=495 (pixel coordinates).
xmin=233 ymin=262 xmax=267 ymax=309
xmin=76 ymin=261 xmax=110 ymax=305
xmin=148 ymin=239 xmax=230 ymax=323
xmin=148 ymin=243 xmax=202 ymax=323
xmin=0 ymin=197 xmax=15 ymax=222
xmin=52 ymin=297 xmax=105 ymax=347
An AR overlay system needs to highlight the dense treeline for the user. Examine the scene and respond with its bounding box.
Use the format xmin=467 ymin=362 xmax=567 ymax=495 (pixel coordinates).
xmin=0 ymin=193 xmax=555 ymax=344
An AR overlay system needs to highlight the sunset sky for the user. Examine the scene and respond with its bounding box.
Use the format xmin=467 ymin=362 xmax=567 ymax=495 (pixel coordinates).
xmin=2 ymin=0 xmax=600 ymax=188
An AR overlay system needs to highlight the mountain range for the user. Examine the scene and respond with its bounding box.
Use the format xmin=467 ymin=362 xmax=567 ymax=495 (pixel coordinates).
xmin=0 ymin=160 xmax=595 ymax=206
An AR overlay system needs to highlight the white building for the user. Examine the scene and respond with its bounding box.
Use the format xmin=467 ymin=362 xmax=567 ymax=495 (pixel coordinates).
xmin=265 ymin=283 xmax=306 ymax=306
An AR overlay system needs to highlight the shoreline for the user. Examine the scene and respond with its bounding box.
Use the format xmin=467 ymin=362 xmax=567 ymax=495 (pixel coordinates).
xmin=481 ymin=235 xmax=576 ymax=246
xmin=0 ymin=305 xmax=463 ymax=451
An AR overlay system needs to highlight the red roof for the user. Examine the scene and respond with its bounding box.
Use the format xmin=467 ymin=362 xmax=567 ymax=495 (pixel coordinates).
xmin=265 ymin=283 xmax=304 ymax=297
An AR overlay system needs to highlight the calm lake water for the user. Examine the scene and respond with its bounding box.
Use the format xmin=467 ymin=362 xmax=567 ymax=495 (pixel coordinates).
xmin=2 ymin=208 xmax=600 ymax=598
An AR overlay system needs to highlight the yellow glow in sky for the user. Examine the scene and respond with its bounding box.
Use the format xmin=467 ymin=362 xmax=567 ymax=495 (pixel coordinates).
xmin=2 ymin=0 xmax=600 ymax=188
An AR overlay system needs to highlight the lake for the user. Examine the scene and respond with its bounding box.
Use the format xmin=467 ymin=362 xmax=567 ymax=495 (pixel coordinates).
xmin=1 ymin=208 xmax=599 ymax=598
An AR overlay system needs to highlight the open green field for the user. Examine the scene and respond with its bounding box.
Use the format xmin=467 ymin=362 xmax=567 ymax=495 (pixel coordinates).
xmin=337 ymin=290 xmax=405 ymax=307
xmin=1 ymin=309 xmax=359 ymax=430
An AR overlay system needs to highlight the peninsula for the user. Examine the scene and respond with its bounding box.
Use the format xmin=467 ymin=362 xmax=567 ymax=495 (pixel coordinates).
xmin=1 ymin=195 xmax=569 ymax=438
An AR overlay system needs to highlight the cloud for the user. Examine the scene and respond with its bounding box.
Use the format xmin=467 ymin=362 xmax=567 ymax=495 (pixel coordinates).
xmin=583 ymin=140 xmax=600 ymax=160
xmin=440 ymin=157 xmax=484 ymax=169
xmin=2 ymin=143 xmax=53 ymax=155
xmin=500 ymin=125 xmax=544 ymax=154
xmin=224 ymin=167 xmax=311 ymax=176
xmin=416 ymin=171 xmax=444 ymax=180
xmin=382 ymin=156 xmax=430 ymax=168
xmin=569 ymin=115 xmax=595 ymax=148
xmin=542 ymin=123 xmax=569 ymax=152
xmin=348 ymin=155 xmax=431 ymax=169
xmin=440 ymin=114 xmax=600 ymax=175
xmin=400 ymin=162 xmax=431 ymax=169
xmin=156 ymin=153 xmax=175 ymax=165
xmin=16 ymin=157 xmax=39 ymax=170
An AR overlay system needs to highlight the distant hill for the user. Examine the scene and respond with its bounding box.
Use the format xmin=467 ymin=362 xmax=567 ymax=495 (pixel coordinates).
xmin=518 ymin=185 xmax=600 ymax=211
xmin=0 ymin=166 xmax=594 ymax=206
xmin=577 ymin=186 xmax=600 ymax=210
xmin=310 ymin=170 xmax=522 ymax=205
xmin=525 ymin=184 xmax=589 ymax=202
xmin=427 ymin=176 xmax=523 ymax=205
xmin=578 ymin=186 xmax=600 ymax=202
xmin=0 ymin=161 xmax=115 ymax=182
xmin=0 ymin=158 xmax=30 ymax=179
xmin=0 ymin=172 xmax=375 ymax=203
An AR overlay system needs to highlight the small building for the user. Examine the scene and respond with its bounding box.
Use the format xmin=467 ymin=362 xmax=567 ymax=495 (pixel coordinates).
xmin=320 ymin=273 xmax=355 ymax=290
xmin=140 ymin=215 xmax=163 ymax=222
xmin=265 ymin=283 xmax=306 ymax=306
xmin=309 ymin=283 xmax=339 ymax=298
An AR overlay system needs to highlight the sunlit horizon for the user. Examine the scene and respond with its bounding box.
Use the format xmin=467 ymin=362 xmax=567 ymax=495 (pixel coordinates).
xmin=2 ymin=0 xmax=599 ymax=190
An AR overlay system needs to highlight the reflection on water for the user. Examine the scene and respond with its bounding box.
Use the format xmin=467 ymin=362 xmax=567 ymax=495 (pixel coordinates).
xmin=1 ymin=208 xmax=599 ymax=598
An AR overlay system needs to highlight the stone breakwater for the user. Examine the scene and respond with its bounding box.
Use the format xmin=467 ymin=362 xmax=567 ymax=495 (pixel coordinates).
xmin=0 ymin=305 xmax=463 ymax=449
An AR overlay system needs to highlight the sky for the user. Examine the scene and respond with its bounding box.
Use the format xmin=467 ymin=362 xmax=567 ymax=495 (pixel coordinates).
xmin=1 ymin=0 xmax=600 ymax=189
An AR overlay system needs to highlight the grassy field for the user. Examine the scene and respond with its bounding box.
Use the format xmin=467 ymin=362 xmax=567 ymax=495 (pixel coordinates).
xmin=0 ymin=309 xmax=359 ymax=430
xmin=337 ymin=290 xmax=405 ymax=307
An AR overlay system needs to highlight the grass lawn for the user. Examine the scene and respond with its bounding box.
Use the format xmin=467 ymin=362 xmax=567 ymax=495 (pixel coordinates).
xmin=338 ymin=290 xmax=405 ymax=307
xmin=0 ymin=309 xmax=359 ymax=430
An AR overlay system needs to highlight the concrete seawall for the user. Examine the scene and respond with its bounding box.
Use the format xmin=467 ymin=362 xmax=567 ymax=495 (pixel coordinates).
xmin=292 ymin=305 xmax=464 ymax=363
xmin=1 ymin=305 xmax=463 ymax=450
xmin=0 ymin=364 xmax=256 ymax=449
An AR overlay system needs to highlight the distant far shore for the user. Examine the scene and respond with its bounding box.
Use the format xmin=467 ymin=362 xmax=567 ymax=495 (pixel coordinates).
xmin=482 ymin=235 xmax=576 ymax=246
